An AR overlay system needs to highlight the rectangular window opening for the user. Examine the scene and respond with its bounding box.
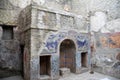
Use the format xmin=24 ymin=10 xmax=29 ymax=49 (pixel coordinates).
xmin=1 ymin=25 xmax=14 ymax=40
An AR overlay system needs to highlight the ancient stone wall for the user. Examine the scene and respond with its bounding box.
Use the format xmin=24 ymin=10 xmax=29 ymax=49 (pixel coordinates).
xmin=18 ymin=5 xmax=32 ymax=80
xmin=16 ymin=3 xmax=91 ymax=80
xmin=0 ymin=25 xmax=21 ymax=78
xmin=0 ymin=0 xmax=31 ymax=78
xmin=93 ymin=32 xmax=120 ymax=78
xmin=89 ymin=0 xmax=120 ymax=78
xmin=0 ymin=0 xmax=120 ymax=79
xmin=0 ymin=0 xmax=31 ymax=25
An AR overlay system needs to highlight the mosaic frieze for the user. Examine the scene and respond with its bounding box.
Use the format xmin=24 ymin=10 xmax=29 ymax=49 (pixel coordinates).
xmin=45 ymin=30 xmax=89 ymax=53
xmin=77 ymin=35 xmax=89 ymax=51
xmin=45 ymin=32 xmax=67 ymax=53
xmin=46 ymin=35 xmax=58 ymax=53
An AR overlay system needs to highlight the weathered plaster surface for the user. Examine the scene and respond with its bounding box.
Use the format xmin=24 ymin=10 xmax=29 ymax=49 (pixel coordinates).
xmin=93 ymin=32 xmax=120 ymax=78
xmin=102 ymin=19 xmax=120 ymax=33
xmin=0 ymin=0 xmax=120 ymax=79
xmin=0 ymin=0 xmax=31 ymax=25
xmin=90 ymin=12 xmax=107 ymax=32
xmin=32 ymin=0 xmax=72 ymax=12
xmin=0 ymin=27 xmax=21 ymax=78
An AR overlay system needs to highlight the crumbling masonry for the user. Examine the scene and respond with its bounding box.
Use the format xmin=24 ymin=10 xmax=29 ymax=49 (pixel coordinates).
xmin=0 ymin=0 xmax=120 ymax=80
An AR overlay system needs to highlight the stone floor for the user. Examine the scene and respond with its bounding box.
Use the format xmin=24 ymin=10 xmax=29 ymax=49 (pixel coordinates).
xmin=0 ymin=72 xmax=119 ymax=80
xmin=0 ymin=76 xmax=23 ymax=80
xmin=59 ymin=72 xmax=120 ymax=80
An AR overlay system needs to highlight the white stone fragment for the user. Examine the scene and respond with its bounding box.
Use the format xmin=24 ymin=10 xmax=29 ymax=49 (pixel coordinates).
xmin=90 ymin=12 xmax=107 ymax=32
xmin=100 ymin=78 xmax=111 ymax=80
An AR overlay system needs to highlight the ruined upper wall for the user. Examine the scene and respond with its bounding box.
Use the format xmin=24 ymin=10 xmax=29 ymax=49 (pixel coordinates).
xmin=31 ymin=5 xmax=88 ymax=32
xmin=0 ymin=0 xmax=31 ymax=25
xmin=89 ymin=0 xmax=120 ymax=20
xmin=32 ymin=0 xmax=72 ymax=12
xmin=1 ymin=0 xmax=120 ymax=31
xmin=73 ymin=0 xmax=120 ymax=19
xmin=72 ymin=0 xmax=120 ymax=33
xmin=0 ymin=0 xmax=73 ymax=26
xmin=87 ymin=0 xmax=120 ymax=33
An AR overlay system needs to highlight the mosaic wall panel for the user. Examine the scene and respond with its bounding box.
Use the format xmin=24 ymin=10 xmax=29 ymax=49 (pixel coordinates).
xmin=45 ymin=30 xmax=89 ymax=53
xmin=43 ymin=30 xmax=90 ymax=75
xmin=51 ymin=55 xmax=59 ymax=78
xmin=45 ymin=32 xmax=67 ymax=53
xmin=76 ymin=53 xmax=81 ymax=68
xmin=77 ymin=35 xmax=89 ymax=51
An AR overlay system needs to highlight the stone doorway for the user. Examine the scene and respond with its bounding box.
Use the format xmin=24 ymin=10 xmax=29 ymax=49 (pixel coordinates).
xmin=60 ymin=39 xmax=76 ymax=73
xmin=81 ymin=52 xmax=87 ymax=67
xmin=40 ymin=56 xmax=51 ymax=76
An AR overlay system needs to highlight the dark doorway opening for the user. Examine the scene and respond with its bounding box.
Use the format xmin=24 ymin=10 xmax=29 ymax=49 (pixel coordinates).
xmin=40 ymin=56 xmax=51 ymax=76
xmin=20 ymin=44 xmax=25 ymax=77
xmin=60 ymin=39 xmax=76 ymax=72
xmin=81 ymin=52 xmax=87 ymax=67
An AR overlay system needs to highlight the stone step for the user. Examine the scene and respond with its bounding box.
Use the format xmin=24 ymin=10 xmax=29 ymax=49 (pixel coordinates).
xmin=59 ymin=68 xmax=71 ymax=77
xmin=80 ymin=67 xmax=89 ymax=74
xmin=40 ymin=75 xmax=51 ymax=80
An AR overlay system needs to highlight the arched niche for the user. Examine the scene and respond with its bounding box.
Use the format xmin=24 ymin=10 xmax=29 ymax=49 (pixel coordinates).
xmin=59 ymin=39 xmax=76 ymax=72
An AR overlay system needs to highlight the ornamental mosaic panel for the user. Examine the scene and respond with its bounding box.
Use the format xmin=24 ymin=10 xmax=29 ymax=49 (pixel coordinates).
xmin=77 ymin=35 xmax=89 ymax=51
xmin=51 ymin=55 xmax=59 ymax=77
xmin=45 ymin=30 xmax=89 ymax=53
